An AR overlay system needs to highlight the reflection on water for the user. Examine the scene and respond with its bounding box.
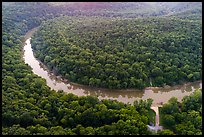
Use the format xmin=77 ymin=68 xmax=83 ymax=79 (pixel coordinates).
xmin=23 ymin=30 xmax=202 ymax=106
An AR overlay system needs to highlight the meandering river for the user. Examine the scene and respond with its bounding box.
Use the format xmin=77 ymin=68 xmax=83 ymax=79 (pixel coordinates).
xmin=23 ymin=28 xmax=202 ymax=106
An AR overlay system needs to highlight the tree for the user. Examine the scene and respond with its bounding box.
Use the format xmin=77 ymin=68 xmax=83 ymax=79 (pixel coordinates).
xmin=20 ymin=112 xmax=33 ymax=127
xmin=158 ymin=129 xmax=175 ymax=135
xmin=49 ymin=126 xmax=67 ymax=135
xmin=162 ymin=114 xmax=175 ymax=129
xmin=2 ymin=124 xmax=30 ymax=135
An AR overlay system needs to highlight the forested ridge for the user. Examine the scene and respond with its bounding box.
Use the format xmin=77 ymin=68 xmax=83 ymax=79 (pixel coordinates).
xmin=31 ymin=16 xmax=202 ymax=89
xmin=2 ymin=2 xmax=202 ymax=135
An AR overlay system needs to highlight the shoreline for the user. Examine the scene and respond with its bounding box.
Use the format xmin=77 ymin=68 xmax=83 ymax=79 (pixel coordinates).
xmin=23 ymin=27 xmax=202 ymax=92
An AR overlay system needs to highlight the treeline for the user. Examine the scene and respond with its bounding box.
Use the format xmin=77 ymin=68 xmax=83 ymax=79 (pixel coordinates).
xmin=31 ymin=16 xmax=202 ymax=89
xmin=2 ymin=2 xmax=202 ymax=135
xmin=2 ymin=2 xmax=153 ymax=135
xmin=158 ymin=89 xmax=202 ymax=135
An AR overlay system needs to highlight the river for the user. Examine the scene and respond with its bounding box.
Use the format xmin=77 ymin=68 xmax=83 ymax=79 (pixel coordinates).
xmin=23 ymin=28 xmax=202 ymax=106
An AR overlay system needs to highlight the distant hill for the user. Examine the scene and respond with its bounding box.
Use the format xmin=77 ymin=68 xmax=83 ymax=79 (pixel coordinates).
xmin=47 ymin=2 xmax=202 ymax=18
xmin=3 ymin=2 xmax=201 ymax=19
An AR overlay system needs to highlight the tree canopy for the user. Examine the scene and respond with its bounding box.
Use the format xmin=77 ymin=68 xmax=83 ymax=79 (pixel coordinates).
xmin=31 ymin=16 xmax=201 ymax=89
xmin=2 ymin=2 xmax=202 ymax=135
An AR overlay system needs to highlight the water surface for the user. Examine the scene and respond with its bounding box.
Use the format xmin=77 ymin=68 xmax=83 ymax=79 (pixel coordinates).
xmin=23 ymin=28 xmax=202 ymax=106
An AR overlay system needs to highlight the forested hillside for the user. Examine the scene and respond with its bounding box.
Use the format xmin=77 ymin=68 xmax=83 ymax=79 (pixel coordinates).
xmin=2 ymin=2 xmax=202 ymax=135
xmin=31 ymin=16 xmax=202 ymax=89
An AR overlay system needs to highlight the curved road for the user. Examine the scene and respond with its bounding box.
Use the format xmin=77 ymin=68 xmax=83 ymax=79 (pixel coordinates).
xmin=148 ymin=105 xmax=163 ymax=132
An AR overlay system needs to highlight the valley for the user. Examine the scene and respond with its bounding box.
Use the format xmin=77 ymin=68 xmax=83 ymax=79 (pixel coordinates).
xmin=2 ymin=2 xmax=202 ymax=135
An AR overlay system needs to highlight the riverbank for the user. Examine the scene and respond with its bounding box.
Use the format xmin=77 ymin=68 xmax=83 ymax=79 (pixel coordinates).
xmin=22 ymin=28 xmax=202 ymax=106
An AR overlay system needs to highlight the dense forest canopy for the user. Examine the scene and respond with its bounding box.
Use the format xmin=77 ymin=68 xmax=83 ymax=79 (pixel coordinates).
xmin=159 ymin=89 xmax=202 ymax=135
xmin=2 ymin=2 xmax=202 ymax=135
xmin=31 ymin=16 xmax=202 ymax=89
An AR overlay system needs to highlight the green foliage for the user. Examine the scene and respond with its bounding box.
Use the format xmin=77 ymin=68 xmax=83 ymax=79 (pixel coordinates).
xmin=2 ymin=124 xmax=31 ymax=135
xmin=159 ymin=89 xmax=202 ymax=135
xmin=157 ymin=129 xmax=175 ymax=135
xmin=2 ymin=2 xmax=202 ymax=135
xmin=31 ymin=15 xmax=201 ymax=89
xmin=2 ymin=10 xmax=153 ymax=133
